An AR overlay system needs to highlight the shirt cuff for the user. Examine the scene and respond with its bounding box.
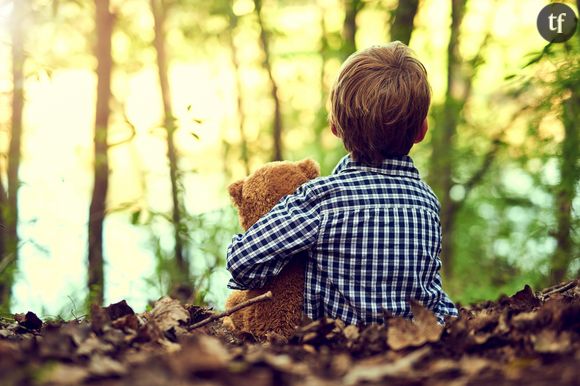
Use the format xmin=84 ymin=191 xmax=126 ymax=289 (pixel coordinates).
xmin=227 ymin=278 xmax=248 ymax=290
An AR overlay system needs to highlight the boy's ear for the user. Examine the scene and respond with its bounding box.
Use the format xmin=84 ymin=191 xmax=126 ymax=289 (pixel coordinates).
xmin=228 ymin=179 xmax=244 ymax=207
xmin=414 ymin=119 xmax=429 ymax=144
xmin=330 ymin=124 xmax=340 ymax=138
xmin=298 ymin=159 xmax=320 ymax=179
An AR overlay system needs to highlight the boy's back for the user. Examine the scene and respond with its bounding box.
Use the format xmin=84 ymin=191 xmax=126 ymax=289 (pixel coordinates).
xmin=227 ymin=42 xmax=458 ymax=325
xmin=227 ymin=154 xmax=457 ymax=324
xmin=303 ymin=155 xmax=456 ymax=324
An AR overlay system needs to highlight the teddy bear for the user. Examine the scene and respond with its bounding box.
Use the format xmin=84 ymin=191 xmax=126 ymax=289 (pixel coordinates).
xmin=223 ymin=158 xmax=320 ymax=339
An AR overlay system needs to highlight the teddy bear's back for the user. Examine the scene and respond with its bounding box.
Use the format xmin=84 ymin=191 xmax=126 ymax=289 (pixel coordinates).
xmin=243 ymin=254 xmax=306 ymax=337
xmin=225 ymin=159 xmax=320 ymax=338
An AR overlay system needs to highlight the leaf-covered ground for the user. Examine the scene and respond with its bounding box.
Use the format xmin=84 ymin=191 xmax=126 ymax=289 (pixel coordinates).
xmin=1 ymin=279 xmax=578 ymax=386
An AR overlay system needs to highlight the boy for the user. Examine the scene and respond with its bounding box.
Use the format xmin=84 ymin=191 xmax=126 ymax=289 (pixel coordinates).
xmin=226 ymin=42 xmax=458 ymax=325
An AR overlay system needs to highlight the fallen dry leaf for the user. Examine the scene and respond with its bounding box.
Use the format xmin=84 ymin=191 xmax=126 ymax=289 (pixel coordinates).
xmin=532 ymin=330 xmax=572 ymax=353
xmin=43 ymin=364 xmax=89 ymax=385
xmin=343 ymin=347 xmax=430 ymax=385
xmin=1 ymin=280 xmax=579 ymax=386
xmin=164 ymin=334 xmax=230 ymax=376
xmin=387 ymin=300 xmax=442 ymax=350
xmin=149 ymin=296 xmax=190 ymax=332
xmin=14 ymin=311 xmax=42 ymax=331
xmin=75 ymin=333 xmax=114 ymax=357
xmin=458 ymin=356 xmax=494 ymax=376
xmin=343 ymin=325 xmax=359 ymax=341
xmin=88 ymin=354 xmax=127 ymax=378
xmin=104 ymin=300 xmax=135 ymax=321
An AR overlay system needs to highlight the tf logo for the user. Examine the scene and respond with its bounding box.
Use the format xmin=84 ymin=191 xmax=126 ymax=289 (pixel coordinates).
xmin=537 ymin=3 xmax=578 ymax=43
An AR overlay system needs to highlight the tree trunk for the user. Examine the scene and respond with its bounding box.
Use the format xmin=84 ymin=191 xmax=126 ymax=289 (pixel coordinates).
xmin=150 ymin=0 xmax=189 ymax=284
xmin=429 ymin=0 xmax=467 ymax=281
xmin=253 ymin=0 xmax=283 ymax=161
xmin=312 ymin=1 xmax=362 ymax=173
xmin=0 ymin=168 xmax=9 ymax=314
xmin=390 ymin=0 xmax=420 ymax=45
xmin=88 ymin=0 xmax=113 ymax=307
xmin=341 ymin=0 xmax=362 ymax=60
xmin=313 ymin=3 xmax=331 ymax=168
xmin=0 ymin=0 xmax=26 ymax=312
xmin=0 ymin=181 xmax=7 ymax=305
xmin=549 ymin=69 xmax=579 ymax=284
xmin=227 ymin=6 xmax=250 ymax=175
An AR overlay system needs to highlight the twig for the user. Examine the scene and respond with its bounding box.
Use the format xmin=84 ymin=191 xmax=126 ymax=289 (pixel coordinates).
xmin=108 ymin=107 xmax=137 ymax=148
xmin=0 ymin=252 xmax=15 ymax=275
xmin=541 ymin=279 xmax=578 ymax=297
xmin=189 ymin=291 xmax=273 ymax=330
xmin=453 ymin=104 xmax=534 ymax=213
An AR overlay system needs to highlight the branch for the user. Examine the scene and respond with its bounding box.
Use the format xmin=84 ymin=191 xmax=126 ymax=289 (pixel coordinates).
xmin=455 ymin=0 xmax=496 ymax=105
xmin=462 ymin=135 xmax=502 ymax=198
xmin=0 ymin=252 xmax=15 ymax=274
xmin=456 ymin=105 xmax=533 ymax=210
xmin=0 ymin=168 xmax=6 ymax=203
xmin=541 ymin=279 xmax=578 ymax=298
xmin=104 ymin=200 xmax=140 ymax=216
xmin=462 ymin=29 xmax=492 ymax=102
xmin=189 ymin=291 xmax=273 ymax=330
xmin=108 ymin=108 xmax=137 ymax=148
xmin=389 ymin=0 xmax=419 ymax=46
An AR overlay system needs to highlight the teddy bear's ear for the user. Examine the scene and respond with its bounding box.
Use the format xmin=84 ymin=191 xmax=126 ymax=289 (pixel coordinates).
xmin=228 ymin=179 xmax=244 ymax=207
xmin=298 ymin=159 xmax=320 ymax=179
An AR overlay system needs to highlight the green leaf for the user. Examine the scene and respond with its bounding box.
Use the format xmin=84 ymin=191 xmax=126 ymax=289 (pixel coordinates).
xmin=130 ymin=210 xmax=141 ymax=225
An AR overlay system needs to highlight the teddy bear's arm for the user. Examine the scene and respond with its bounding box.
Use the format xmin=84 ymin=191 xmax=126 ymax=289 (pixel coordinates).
xmin=226 ymin=184 xmax=321 ymax=289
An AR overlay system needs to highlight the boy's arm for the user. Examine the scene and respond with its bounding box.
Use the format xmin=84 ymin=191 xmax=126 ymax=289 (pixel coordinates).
xmin=226 ymin=184 xmax=320 ymax=290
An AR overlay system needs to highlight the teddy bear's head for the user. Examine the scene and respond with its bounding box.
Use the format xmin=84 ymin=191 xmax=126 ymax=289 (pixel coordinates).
xmin=228 ymin=159 xmax=320 ymax=230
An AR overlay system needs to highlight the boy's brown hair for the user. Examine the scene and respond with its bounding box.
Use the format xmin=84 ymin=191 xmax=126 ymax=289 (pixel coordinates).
xmin=329 ymin=42 xmax=431 ymax=165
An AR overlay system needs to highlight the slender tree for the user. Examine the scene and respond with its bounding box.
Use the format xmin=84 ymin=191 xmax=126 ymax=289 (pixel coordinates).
xmin=0 ymin=179 xmax=7 ymax=312
xmin=429 ymin=0 xmax=466 ymax=280
xmin=150 ymin=0 xmax=190 ymax=286
xmin=227 ymin=2 xmax=250 ymax=175
xmin=429 ymin=0 xmax=477 ymax=280
xmin=390 ymin=0 xmax=420 ymax=45
xmin=312 ymin=1 xmax=332 ymax=169
xmin=550 ymin=95 xmax=579 ymax=284
xmin=88 ymin=0 xmax=113 ymax=306
xmin=549 ymin=35 xmax=580 ymax=284
xmin=312 ymin=0 xmax=364 ymax=173
xmin=0 ymin=0 xmax=26 ymax=313
xmin=253 ymin=0 xmax=283 ymax=161
xmin=341 ymin=0 xmax=362 ymax=60
xmin=429 ymin=0 xmax=496 ymax=280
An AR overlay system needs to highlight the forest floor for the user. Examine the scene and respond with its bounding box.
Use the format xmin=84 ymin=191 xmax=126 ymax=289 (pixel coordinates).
xmin=0 ymin=279 xmax=579 ymax=386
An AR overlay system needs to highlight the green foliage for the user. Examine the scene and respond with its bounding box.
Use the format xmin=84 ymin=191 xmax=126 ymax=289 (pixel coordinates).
xmin=140 ymin=206 xmax=240 ymax=306
xmin=1 ymin=0 xmax=578 ymax=313
xmin=86 ymin=283 xmax=103 ymax=310
xmin=445 ymin=33 xmax=580 ymax=303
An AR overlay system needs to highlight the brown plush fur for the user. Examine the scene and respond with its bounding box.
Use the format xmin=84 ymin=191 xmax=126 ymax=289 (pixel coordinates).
xmin=223 ymin=159 xmax=320 ymax=338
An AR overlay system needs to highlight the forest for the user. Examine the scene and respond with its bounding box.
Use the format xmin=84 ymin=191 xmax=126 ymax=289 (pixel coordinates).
xmin=0 ymin=0 xmax=580 ymax=385
xmin=0 ymin=0 xmax=578 ymax=384
xmin=0 ymin=0 xmax=577 ymax=316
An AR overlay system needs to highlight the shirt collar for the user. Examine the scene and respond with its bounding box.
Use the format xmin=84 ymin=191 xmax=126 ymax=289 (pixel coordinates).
xmin=332 ymin=154 xmax=421 ymax=179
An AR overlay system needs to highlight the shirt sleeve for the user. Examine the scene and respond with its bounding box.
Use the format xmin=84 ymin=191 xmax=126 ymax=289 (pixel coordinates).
xmin=226 ymin=183 xmax=321 ymax=290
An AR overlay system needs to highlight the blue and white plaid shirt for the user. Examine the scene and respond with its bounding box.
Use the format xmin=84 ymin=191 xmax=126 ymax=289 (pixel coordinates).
xmin=227 ymin=155 xmax=458 ymax=325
